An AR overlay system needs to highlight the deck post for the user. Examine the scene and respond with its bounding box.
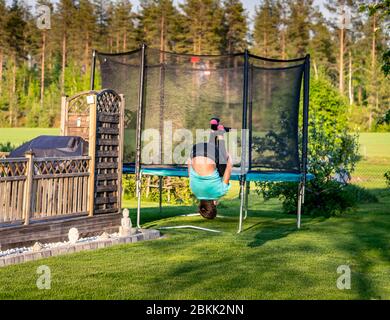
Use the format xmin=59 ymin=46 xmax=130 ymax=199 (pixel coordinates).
xmin=118 ymin=94 xmax=125 ymax=214
xmin=23 ymin=151 xmax=34 ymax=225
xmin=60 ymin=96 xmax=67 ymax=136
xmin=88 ymin=94 xmax=97 ymax=217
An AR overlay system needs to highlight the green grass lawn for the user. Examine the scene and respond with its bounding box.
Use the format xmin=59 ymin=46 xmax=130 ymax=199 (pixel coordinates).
xmin=354 ymin=133 xmax=390 ymax=188
xmin=0 ymin=184 xmax=389 ymax=299
xmin=0 ymin=128 xmax=60 ymax=147
xmin=0 ymin=131 xmax=389 ymax=299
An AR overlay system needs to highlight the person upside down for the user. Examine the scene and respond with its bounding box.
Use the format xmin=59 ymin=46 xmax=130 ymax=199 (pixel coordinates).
xmin=187 ymin=118 xmax=233 ymax=219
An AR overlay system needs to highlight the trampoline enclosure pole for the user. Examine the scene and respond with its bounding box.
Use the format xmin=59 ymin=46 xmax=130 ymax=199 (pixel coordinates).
xmin=302 ymin=55 xmax=310 ymax=203
xmin=90 ymin=50 xmax=96 ymax=91
xmin=238 ymin=49 xmax=250 ymax=233
xmin=136 ymin=44 xmax=147 ymax=228
xmin=298 ymin=54 xmax=310 ymax=229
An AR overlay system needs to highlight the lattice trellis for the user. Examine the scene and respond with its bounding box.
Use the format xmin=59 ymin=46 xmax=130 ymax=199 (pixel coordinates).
xmin=0 ymin=159 xmax=27 ymax=178
xmin=33 ymin=158 xmax=90 ymax=176
xmin=61 ymin=91 xmax=97 ymax=141
xmin=68 ymin=93 xmax=93 ymax=114
xmin=97 ymin=90 xmax=121 ymax=114
xmin=91 ymin=89 xmax=123 ymax=215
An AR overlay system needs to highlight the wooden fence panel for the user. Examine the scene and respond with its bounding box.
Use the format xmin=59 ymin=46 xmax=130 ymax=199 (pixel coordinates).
xmin=0 ymin=158 xmax=28 ymax=223
xmin=0 ymin=156 xmax=91 ymax=225
xmin=31 ymin=157 xmax=90 ymax=219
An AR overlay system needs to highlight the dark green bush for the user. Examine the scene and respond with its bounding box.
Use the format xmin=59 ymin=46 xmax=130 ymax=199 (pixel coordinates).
xmin=257 ymin=180 xmax=377 ymax=217
xmin=0 ymin=142 xmax=15 ymax=152
xmin=255 ymin=76 xmax=363 ymax=216
xmin=385 ymin=171 xmax=390 ymax=189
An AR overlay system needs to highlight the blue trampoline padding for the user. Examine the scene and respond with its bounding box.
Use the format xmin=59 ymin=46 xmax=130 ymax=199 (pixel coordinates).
xmin=123 ymin=165 xmax=314 ymax=182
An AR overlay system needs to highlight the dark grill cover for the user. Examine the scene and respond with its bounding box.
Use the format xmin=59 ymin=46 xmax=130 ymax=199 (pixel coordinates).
xmin=9 ymin=136 xmax=89 ymax=158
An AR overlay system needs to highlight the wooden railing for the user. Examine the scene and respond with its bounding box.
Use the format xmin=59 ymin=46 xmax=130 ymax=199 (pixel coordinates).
xmin=0 ymin=154 xmax=91 ymax=225
xmin=1 ymin=89 xmax=123 ymax=227
xmin=0 ymin=157 xmax=28 ymax=223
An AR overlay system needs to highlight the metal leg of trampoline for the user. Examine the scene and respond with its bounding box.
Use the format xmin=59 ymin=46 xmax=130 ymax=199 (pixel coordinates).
xmin=244 ymin=181 xmax=250 ymax=220
xmin=238 ymin=179 xmax=245 ymax=233
xmin=297 ymin=182 xmax=303 ymax=229
xmin=136 ymin=174 xmax=142 ymax=229
xmin=158 ymin=176 xmax=163 ymax=215
xmin=158 ymin=225 xmax=221 ymax=233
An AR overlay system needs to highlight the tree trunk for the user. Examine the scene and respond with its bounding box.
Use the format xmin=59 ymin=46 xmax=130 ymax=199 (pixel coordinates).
xmin=281 ymin=30 xmax=286 ymax=60
xmin=61 ymin=33 xmax=66 ymax=95
xmin=313 ymin=59 xmax=319 ymax=80
xmin=10 ymin=53 xmax=17 ymax=126
xmin=372 ymin=14 xmax=376 ymax=70
xmin=358 ymin=86 xmax=362 ymax=105
xmin=0 ymin=49 xmax=3 ymax=95
xmin=369 ymin=14 xmax=377 ymax=131
xmin=123 ymin=31 xmax=127 ymax=51
xmin=84 ymin=32 xmax=89 ymax=73
xmin=116 ymin=33 xmax=120 ymax=53
xmin=41 ymin=31 xmax=46 ymax=108
xmin=160 ymin=14 xmax=165 ymax=52
xmin=348 ymin=51 xmax=353 ymax=105
xmin=339 ymin=26 xmax=345 ymax=94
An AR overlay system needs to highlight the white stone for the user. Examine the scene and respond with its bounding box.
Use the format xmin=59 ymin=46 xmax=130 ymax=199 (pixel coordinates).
xmin=68 ymin=228 xmax=79 ymax=244
xmin=32 ymin=242 xmax=43 ymax=252
xmin=99 ymin=232 xmax=110 ymax=240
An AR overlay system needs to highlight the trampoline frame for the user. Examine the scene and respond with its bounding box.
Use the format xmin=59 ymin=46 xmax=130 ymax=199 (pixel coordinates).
xmin=90 ymin=44 xmax=311 ymax=234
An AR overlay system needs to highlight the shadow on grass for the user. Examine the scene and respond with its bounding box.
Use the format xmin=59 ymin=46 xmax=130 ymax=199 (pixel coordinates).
xmin=327 ymin=188 xmax=390 ymax=299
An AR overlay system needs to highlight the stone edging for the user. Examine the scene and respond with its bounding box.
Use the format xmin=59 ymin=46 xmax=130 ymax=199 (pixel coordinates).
xmin=0 ymin=229 xmax=160 ymax=268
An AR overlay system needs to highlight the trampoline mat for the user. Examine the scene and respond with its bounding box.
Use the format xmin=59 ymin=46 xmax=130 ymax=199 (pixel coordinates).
xmin=123 ymin=165 xmax=314 ymax=182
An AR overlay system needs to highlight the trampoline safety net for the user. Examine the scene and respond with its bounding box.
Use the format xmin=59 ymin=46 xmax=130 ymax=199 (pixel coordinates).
xmin=97 ymin=48 xmax=307 ymax=173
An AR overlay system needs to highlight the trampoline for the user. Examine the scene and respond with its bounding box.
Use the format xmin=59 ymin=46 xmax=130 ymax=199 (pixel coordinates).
xmin=91 ymin=44 xmax=312 ymax=233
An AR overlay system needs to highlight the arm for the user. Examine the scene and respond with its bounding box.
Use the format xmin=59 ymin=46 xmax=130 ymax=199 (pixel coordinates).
xmin=222 ymin=155 xmax=233 ymax=184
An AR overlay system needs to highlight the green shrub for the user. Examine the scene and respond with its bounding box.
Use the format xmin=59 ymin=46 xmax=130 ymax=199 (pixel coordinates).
xmin=257 ymin=180 xmax=377 ymax=217
xmin=0 ymin=142 xmax=15 ymax=152
xmin=385 ymin=171 xmax=390 ymax=189
xmin=122 ymin=174 xmax=195 ymax=205
xmin=255 ymin=76 xmax=362 ymax=216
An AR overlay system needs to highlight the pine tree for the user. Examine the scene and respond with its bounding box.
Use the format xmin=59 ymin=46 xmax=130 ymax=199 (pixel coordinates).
xmin=55 ymin=0 xmax=77 ymax=94
xmin=93 ymin=0 xmax=110 ymax=50
xmin=222 ymin=0 xmax=248 ymax=54
xmin=3 ymin=0 xmax=28 ymax=126
xmin=285 ymin=0 xmax=314 ymax=58
xmin=76 ymin=0 xmax=97 ymax=71
xmin=252 ymin=0 xmax=281 ymax=58
xmin=325 ymin=0 xmax=359 ymax=95
xmin=0 ymin=0 xmax=7 ymax=95
xmin=309 ymin=9 xmax=336 ymax=79
xmin=181 ymin=0 xmax=225 ymax=54
xmin=109 ymin=0 xmax=135 ymax=53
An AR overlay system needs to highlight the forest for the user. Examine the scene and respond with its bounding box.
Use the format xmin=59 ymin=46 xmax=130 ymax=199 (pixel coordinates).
xmin=0 ymin=0 xmax=388 ymax=131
